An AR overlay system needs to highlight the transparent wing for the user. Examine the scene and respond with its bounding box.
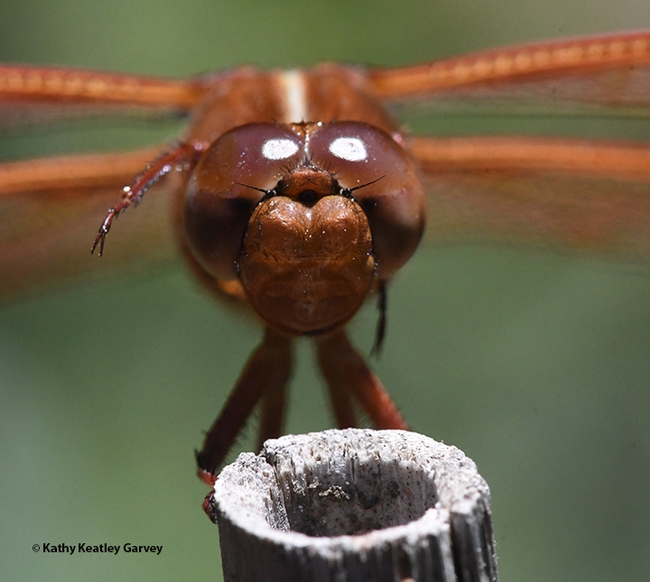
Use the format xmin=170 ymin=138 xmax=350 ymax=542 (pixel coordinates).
xmin=0 ymin=65 xmax=212 ymax=127
xmin=412 ymin=135 xmax=650 ymax=261
xmin=369 ymin=31 xmax=650 ymax=117
xmin=368 ymin=31 xmax=650 ymax=262
xmin=0 ymin=65 xmax=220 ymax=300
xmin=0 ymin=147 xmax=180 ymax=301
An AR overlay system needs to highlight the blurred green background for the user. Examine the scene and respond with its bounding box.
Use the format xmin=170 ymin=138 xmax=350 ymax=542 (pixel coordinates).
xmin=1 ymin=1 xmax=649 ymax=580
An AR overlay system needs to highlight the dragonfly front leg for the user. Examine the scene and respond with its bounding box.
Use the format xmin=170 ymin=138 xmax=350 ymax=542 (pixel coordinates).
xmin=92 ymin=141 xmax=204 ymax=255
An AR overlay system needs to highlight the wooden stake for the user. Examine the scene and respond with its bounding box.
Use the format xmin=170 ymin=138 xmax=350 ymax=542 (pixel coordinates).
xmin=210 ymin=429 xmax=498 ymax=582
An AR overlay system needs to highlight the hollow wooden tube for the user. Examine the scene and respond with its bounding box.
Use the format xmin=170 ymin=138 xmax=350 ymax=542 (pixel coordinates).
xmin=211 ymin=429 xmax=498 ymax=582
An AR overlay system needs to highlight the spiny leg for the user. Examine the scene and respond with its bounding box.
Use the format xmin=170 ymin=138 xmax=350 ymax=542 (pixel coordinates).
xmin=91 ymin=141 xmax=203 ymax=255
xmin=196 ymin=327 xmax=293 ymax=484
xmin=315 ymin=329 xmax=408 ymax=430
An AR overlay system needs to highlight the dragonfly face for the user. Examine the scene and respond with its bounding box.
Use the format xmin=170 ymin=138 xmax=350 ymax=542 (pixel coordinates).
xmin=184 ymin=120 xmax=425 ymax=335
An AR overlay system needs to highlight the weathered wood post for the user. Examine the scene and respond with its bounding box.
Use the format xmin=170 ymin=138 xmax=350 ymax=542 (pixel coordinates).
xmin=208 ymin=428 xmax=498 ymax=582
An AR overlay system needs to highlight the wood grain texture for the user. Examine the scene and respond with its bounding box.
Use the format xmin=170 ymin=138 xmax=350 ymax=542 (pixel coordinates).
xmin=212 ymin=429 xmax=498 ymax=582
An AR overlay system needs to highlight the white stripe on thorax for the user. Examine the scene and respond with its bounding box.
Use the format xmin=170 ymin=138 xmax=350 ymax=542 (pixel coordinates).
xmin=279 ymin=70 xmax=307 ymax=123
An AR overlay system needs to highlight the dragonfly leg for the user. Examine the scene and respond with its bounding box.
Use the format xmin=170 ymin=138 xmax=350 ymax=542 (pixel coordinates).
xmin=313 ymin=338 xmax=358 ymax=429
xmin=196 ymin=327 xmax=293 ymax=484
xmin=256 ymin=370 xmax=288 ymax=451
xmin=91 ymin=140 xmax=204 ymax=255
xmin=315 ymin=329 xmax=408 ymax=431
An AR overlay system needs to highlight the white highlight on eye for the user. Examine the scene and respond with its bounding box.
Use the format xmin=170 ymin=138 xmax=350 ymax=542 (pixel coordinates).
xmin=262 ymin=138 xmax=299 ymax=160
xmin=329 ymin=137 xmax=367 ymax=162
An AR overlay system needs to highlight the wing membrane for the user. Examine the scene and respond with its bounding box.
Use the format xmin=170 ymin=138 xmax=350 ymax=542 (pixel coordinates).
xmin=0 ymin=66 xmax=211 ymax=127
xmin=0 ymin=147 xmax=179 ymax=300
xmin=370 ymin=31 xmax=650 ymax=117
xmin=413 ymin=135 xmax=650 ymax=259
xmin=3 ymin=39 xmax=650 ymax=301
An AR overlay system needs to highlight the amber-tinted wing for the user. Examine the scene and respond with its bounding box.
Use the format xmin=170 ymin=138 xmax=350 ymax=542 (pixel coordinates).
xmin=368 ymin=31 xmax=650 ymax=260
xmin=369 ymin=31 xmax=650 ymax=116
xmin=411 ymin=136 xmax=650 ymax=259
xmin=0 ymin=148 xmax=184 ymax=300
xmin=0 ymin=67 xmax=219 ymax=300
xmin=0 ymin=66 xmax=211 ymax=126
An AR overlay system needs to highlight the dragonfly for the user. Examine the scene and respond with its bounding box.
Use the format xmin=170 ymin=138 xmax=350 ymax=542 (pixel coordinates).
xmin=1 ymin=30 xmax=649 ymax=487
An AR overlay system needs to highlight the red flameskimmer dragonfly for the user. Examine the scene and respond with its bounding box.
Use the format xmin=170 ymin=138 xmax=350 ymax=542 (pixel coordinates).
xmin=1 ymin=30 xmax=649 ymax=486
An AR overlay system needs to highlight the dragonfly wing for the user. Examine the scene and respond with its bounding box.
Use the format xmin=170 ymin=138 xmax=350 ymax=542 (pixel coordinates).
xmin=0 ymin=65 xmax=213 ymax=127
xmin=413 ymin=135 xmax=650 ymax=261
xmin=369 ymin=31 xmax=650 ymax=117
xmin=0 ymin=147 xmax=180 ymax=301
